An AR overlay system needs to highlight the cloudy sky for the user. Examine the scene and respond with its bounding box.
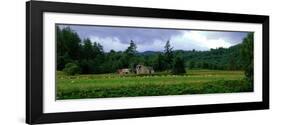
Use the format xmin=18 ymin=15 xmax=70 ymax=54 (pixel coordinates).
xmin=58 ymin=24 xmax=249 ymax=52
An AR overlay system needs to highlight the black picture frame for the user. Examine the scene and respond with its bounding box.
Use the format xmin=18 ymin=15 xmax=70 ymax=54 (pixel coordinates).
xmin=26 ymin=1 xmax=269 ymax=124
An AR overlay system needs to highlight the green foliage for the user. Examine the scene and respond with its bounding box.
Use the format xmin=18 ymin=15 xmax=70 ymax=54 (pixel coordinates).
xmin=124 ymin=40 xmax=139 ymax=72
xmin=177 ymin=44 xmax=244 ymax=70
xmin=240 ymin=33 xmax=254 ymax=84
xmin=81 ymin=38 xmax=94 ymax=59
xmin=57 ymin=53 xmax=73 ymax=70
xmin=172 ymin=56 xmax=186 ymax=74
xmin=164 ymin=40 xmax=174 ymax=69
xmin=189 ymin=61 xmax=195 ymax=69
xmin=152 ymin=54 xmax=166 ymax=71
xmin=92 ymin=42 xmax=104 ymax=56
xmin=63 ymin=63 xmax=81 ymax=75
xmin=56 ymin=26 xmax=82 ymax=70
xmin=125 ymin=40 xmax=137 ymax=56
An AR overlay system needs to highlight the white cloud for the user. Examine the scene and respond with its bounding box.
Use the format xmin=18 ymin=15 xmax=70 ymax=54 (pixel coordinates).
xmin=90 ymin=31 xmax=234 ymax=52
xmin=137 ymin=40 xmax=164 ymax=52
xmin=90 ymin=36 xmax=128 ymax=52
xmin=90 ymin=36 xmax=166 ymax=52
xmin=170 ymin=31 xmax=233 ymax=51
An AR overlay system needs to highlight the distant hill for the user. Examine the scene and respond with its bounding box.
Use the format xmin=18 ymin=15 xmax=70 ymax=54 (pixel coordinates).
xmin=137 ymin=51 xmax=161 ymax=56
xmin=137 ymin=43 xmax=244 ymax=70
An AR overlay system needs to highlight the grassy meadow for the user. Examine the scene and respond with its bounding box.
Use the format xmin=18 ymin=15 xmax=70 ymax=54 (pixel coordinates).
xmin=56 ymin=69 xmax=253 ymax=100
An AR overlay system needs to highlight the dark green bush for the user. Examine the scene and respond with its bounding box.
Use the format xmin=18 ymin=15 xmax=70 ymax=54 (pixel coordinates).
xmin=172 ymin=57 xmax=186 ymax=74
xmin=63 ymin=63 xmax=81 ymax=75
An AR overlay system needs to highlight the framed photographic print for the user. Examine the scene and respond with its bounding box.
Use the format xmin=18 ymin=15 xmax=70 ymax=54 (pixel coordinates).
xmin=26 ymin=1 xmax=269 ymax=124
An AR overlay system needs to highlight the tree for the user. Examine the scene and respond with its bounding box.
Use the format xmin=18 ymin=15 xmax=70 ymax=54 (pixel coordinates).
xmin=56 ymin=26 xmax=66 ymax=70
xmin=240 ymin=33 xmax=254 ymax=83
xmin=82 ymin=38 xmax=94 ymax=59
xmin=227 ymin=53 xmax=236 ymax=70
xmin=61 ymin=27 xmax=82 ymax=60
xmin=172 ymin=56 xmax=186 ymax=74
xmin=202 ymin=62 xmax=209 ymax=69
xmin=164 ymin=40 xmax=174 ymax=69
xmin=92 ymin=42 xmax=104 ymax=57
xmin=56 ymin=26 xmax=82 ymax=70
xmin=125 ymin=40 xmax=137 ymax=56
xmin=103 ymin=50 xmax=121 ymax=73
xmin=153 ymin=54 xmax=166 ymax=71
xmin=189 ymin=61 xmax=195 ymax=69
xmin=57 ymin=53 xmax=72 ymax=70
xmin=124 ymin=40 xmax=138 ymax=70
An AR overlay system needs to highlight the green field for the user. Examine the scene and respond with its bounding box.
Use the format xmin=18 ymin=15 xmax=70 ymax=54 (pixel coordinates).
xmin=56 ymin=70 xmax=253 ymax=100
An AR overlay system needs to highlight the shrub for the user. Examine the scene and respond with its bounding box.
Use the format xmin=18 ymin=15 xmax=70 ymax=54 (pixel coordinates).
xmin=63 ymin=63 xmax=81 ymax=75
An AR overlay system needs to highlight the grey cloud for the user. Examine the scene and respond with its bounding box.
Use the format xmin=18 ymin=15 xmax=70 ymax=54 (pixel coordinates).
xmin=58 ymin=24 xmax=183 ymax=45
xmin=203 ymin=31 xmax=249 ymax=44
xmin=58 ymin=24 xmax=250 ymax=51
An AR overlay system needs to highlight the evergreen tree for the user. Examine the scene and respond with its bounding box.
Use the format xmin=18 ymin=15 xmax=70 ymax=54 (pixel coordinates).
xmin=56 ymin=26 xmax=82 ymax=70
xmin=125 ymin=40 xmax=138 ymax=70
xmin=240 ymin=33 xmax=254 ymax=84
xmin=164 ymin=40 xmax=174 ymax=69
xmin=153 ymin=54 xmax=166 ymax=71
xmin=61 ymin=27 xmax=82 ymax=60
xmin=82 ymin=38 xmax=94 ymax=59
xmin=172 ymin=56 xmax=186 ymax=74
xmin=125 ymin=40 xmax=137 ymax=56
xmin=92 ymin=42 xmax=103 ymax=57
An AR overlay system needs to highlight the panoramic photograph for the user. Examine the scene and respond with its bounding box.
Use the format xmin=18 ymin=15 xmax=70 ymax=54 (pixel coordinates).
xmin=55 ymin=24 xmax=254 ymax=100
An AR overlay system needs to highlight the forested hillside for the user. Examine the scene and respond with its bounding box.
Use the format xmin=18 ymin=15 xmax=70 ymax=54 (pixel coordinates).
xmin=172 ymin=44 xmax=243 ymax=70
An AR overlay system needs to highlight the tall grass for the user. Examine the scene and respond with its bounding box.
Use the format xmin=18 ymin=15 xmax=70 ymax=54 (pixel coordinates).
xmin=56 ymin=70 xmax=253 ymax=100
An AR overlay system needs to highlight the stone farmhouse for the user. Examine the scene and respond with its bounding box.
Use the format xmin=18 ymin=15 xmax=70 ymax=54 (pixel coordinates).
xmin=117 ymin=64 xmax=155 ymax=75
xmin=117 ymin=68 xmax=131 ymax=75
xmin=136 ymin=64 xmax=154 ymax=74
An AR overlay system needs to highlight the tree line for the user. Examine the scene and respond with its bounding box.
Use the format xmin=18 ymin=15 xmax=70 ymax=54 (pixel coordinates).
xmin=56 ymin=26 xmax=185 ymax=75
